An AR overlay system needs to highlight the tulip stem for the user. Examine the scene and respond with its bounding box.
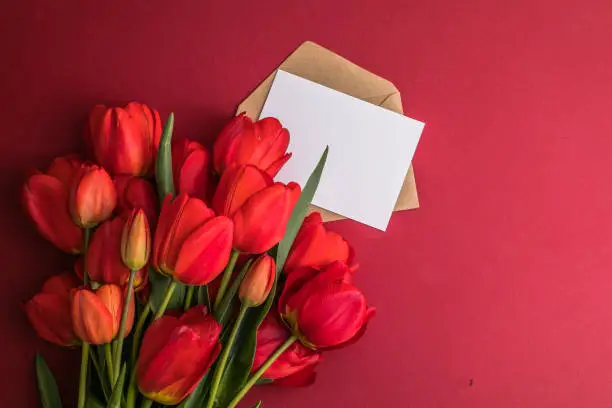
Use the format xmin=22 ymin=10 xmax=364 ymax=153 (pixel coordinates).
xmin=77 ymin=342 xmax=89 ymax=408
xmin=214 ymin=249 xmax=240 ymax=310
xmin=226 ymin=335 xmax=298 ymax=408
xmin=205 ymin=304 xmax=249 ymax=408
xmin=126 ymin=302 xmax=152 ymax=408
xmin=184 ymin=285 xmax=195 ymax=311
xmin=113 ymin=269 xmax=136 ymax=383
xmin=140 ymin=398 xmax=153 ymax=408
xmin=154 ymin=280 xmax=177 ymax=319
xmin=82 ymin=227 xmax=91 ymax=285
xmin=104 ymin=343 xmax=114 ymax=385
xmin=89 ymin=347 xmax=110 ymax=400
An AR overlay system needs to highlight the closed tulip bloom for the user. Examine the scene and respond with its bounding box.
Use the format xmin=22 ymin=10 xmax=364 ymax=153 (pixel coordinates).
xmin=121 ymin=209 xmax=150 ymax=270
xmin=153 ymin=194 xmax=233 ymax=285
xmin=279 ymin=262 xmax=375 ymax=350
xmin=114 ymin=176 xmax=158 ymax=229
xmin=25 ymin=273 xmax=81 ymax=347
xmin=252 ymin=313 xmax=321 ymax=386
xmin=213 ymin=113 xmax=292 ymax=177
xmin=137 ymin=305 xmax=221 ymax=405
xmin=213 ymin=165 xmax=300 ymax=254
xmin=22 ymin=156 xmax=83 ymax=253
xmin=87 ymin=102 xmax=162 ymax=176
xmin=239 ymin=254 xmax=275 ymax=307
xmin=70 ymin=164 xmax=117 ymax=228
xmin=285 ymin=212 xmax=353 ymax=272
xmin=172 ymin=138 xmax=217 ymax=204
xmin=86 ymin=217 xmax=147 ymax=290
xmin=72 ymin=284 xmax=134 ymax=344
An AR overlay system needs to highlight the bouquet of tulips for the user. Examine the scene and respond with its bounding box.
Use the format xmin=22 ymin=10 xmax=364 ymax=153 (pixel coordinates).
xmin=23 ymin=103 xmax=375 ymax=408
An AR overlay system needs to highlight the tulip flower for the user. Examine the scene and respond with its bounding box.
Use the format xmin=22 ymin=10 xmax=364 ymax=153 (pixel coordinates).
xmin=278 ymin=262 xmax=375 ymax=350
xmin=22 ymin=156 xmax=83 ymax=253
xmin=25 ymin=273 xmax=81 ymax=347
xmin=121 ymin=209 xmax=150 ymax=271
xmin=70 ymin=164 xmax=117 ymax=228
xmin=71 ymin=284 xmax=134 ymax=344
xmin=213 ymin=113 xmax=292 ymax=177
xmin=114 ymin=175 xmax=158 ymax=228
xmin=284 ymin=212 xmax=353 ymax=272
xmin=239 ymin=254 xmax=275 ymax=307
xmin=213 ymin=165 xmax=300 ymax=254
xmin=87 ymin=102 xmax=162 ymax=176
xmin=85 ymin=217 xmax=147 ymax=290
xmin=252 ymin=313 xmax=321 ymax=385
xmin=172 ymin=137 xmax=217 ymax=204
xmin=137 ymin=305 xmax=221 ymax=405
xmin=153 ymin=194 xmax=233 ymax=285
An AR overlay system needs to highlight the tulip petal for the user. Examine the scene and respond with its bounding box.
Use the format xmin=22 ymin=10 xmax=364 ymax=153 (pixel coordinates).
xmin=265 ymin=153 xmax=292 ymax=178
xmin=272 ymin=364 xmax=318 ymax=387
xmin=212 ymin=165 xmax=273 ymax=217
xmin=173 ymin=216 xmax=233 ymax=285
xmin=251 ymin=118 xmax=290 ymax=170
xmin=72 ymin=290 xmax=115 ymax=344
xmin=25 ymin=293 xmax=76 ymax=346
xmin=178 ymin=148 xmax=215 ymax=203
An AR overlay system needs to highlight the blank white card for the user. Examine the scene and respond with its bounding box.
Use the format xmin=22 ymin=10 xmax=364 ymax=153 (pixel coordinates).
xmin=260 ymin=70 xmax=424 ymax=231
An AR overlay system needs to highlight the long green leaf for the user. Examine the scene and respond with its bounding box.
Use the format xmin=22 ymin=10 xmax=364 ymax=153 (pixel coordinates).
xmin=149 ymin=268 xmax=186 ymax=314
xmin=107 ymin=364 xmax=126 ymax=408
xmin=86 ymin=395 xmax=105 ymax=408
xmin=213 ymin=147 xmax=328 ymax=407
xmin=275 ymin=146 xmax=328 ymax=274
xmin=155 ymin=112 xmax=175 ymax=201
xmin=35 ymin=354 xmax=63 ymax=408
xmin=198 ymin=285 xmax=211 ymax=311
xmin=177 ymin=372 xmax=211 ymax=408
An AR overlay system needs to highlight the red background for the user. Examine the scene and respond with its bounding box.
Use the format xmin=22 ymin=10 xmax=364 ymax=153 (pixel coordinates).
xmin=3 ymin=1 xmax=612 ymax=407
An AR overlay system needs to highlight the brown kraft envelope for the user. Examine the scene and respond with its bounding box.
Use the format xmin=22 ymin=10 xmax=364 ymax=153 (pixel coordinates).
xmin=236 ymin=41 xmax=419 ymax=223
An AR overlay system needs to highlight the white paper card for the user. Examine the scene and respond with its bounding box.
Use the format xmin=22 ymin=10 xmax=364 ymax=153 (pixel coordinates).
xmin=260 ymin=70 xmax=424 ymax=231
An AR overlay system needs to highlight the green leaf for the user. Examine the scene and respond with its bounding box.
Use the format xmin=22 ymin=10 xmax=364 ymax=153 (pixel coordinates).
xmin=213 ymin=259 xmax=253 ymax=326
xmin=254 ymin=378 xmax=273 ymax=385
xmin=213 ymin=147 xmax=328 ymax=407
xmin=35 ymin=354 xmax=63 ymax=408
xmin=251 ymin=402 xmax=262 ymax=408
xmin=198 ymin=285 xmax=211 ymax=311
xmin=275 ymin=146 xmax=328 ymax=274
xmin=176 ymin=372 xmax=210 ymax=408
xmin=155 ymin=112 xmax=175 ymax=202
xmin=86 ymin=395 xmax=105 ymax=408
xmin=106 ymin=364 xmax=126 ymax=408
xmin=149 ymin=268 xmax=186 ymax=314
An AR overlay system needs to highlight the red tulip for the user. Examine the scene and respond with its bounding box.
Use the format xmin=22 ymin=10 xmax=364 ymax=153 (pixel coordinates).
xmin=153 ymin=194 xmax=233 ymax=285
xmin=70 ymin=164 xmax=117 ymax=228
xmin=25 ymin=273 xmax=80 ymax=347
xmin=239 ymin=254 xmax=275 ymax=307
xmin=121 ymin=209 xmax=151 ymax=271
xmin=252 ymin=313 xmax=321 ymax=385
xmin=114 ymin=175 xmax=158 ymax=228
xmin=285 ymin=212 xmax=354 ymax=272
xmin=87 ymin=102 xmax=162 ymax=176
xmin=137 ymin=305 xmax=221 ymax=405
xmin=278 ymin=262 xmax=375 ymax=350
xmin=213 ymin=113 xmax=292 ymax=177
xmin=22 ymin=156 xmax=84 ymax=253
xmin=212 ymin=165 xmax=300 ymax=254
xmin=86 ymin=217 xmax=147 ymax=290
xmin=172 ymin=138 xmax=217 ymax=204
xmin=72 ymin=284 xmax=134 ymax=344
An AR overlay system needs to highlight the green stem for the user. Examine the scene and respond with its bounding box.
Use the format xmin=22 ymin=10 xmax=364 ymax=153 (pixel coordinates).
xmin=89 ymin=347 xmax=110 ymax=400
xmin=154 ymin=280 xmax=177 ymax=319
xmin=226 ymin=335 xmax=298 ymax=408
xmin=77 ymin=342 xmax=89 ymax=408
xmin=205 ymin=305 xmax=249 ymax=408
xmin=113 ymin=269 xmax=136 ymax=382
xmin=126 ymin=303 xmax=151 ymax=408
xmin=184 ymin=285 xmax=195 ymax=311
xmin=140 ymin=398 xmax=153 ymax=408
xmin=104 ymin=343 xmax=114 ymax=386
xmin=214 ymin=249 xmax=239 ymax=310
xmin=82 ymin=228 xmax=91 ymax=285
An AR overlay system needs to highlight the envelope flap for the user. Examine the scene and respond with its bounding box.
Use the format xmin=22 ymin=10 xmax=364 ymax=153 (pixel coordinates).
xmin=237 ymin=41 xmax=400 ymax=119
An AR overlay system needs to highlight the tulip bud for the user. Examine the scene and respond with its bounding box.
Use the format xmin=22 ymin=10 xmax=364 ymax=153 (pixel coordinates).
xmin=121 ymin=209 xmax=150 ymax=270
xmin=239 ymin=254 xmax=275 ymax=307
xmin=71 ymin=284 xmax=134 ymax=344
xmin=70 ymin=164 xmax=117 ymax=228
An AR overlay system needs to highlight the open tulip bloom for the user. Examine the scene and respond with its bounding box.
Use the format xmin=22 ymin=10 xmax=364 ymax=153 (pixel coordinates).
xmin=23 ymin=104 xmax=375 ymax=408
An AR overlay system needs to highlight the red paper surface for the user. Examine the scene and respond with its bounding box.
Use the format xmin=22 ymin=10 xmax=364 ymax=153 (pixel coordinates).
xmin=3 ymin=1 xmax=612 ymax=407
